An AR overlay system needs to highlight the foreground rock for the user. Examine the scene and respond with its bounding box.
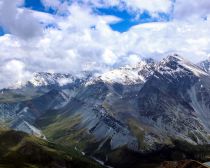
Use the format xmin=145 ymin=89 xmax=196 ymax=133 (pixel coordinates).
xmin=161 ymin=160 xmax=210 ymax=168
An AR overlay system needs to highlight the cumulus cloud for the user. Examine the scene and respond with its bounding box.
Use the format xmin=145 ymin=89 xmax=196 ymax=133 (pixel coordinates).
xmin=0 ymin=59 xmax=32 ymax=89
xmin=0 ymin=1 xmax=210 ymax=88
xmin=41 ymin=0 xmax=70 ymax=15
xmin=0 ymin=0 xmax=42 ymax=39
xmin=40 ymin=0 xmax=172 ymax=17
xmin=0 ymin=4 xmax=123 ymax=88
xmin=174 ymin=0 xmax=210 ymax=20
xmin=120 ymin=0 xmax=172 ymax=15
xmin=41 ymin=0 xmax=61 ymax=8
xmin=126 ymin=20 xmax=210 ymax=62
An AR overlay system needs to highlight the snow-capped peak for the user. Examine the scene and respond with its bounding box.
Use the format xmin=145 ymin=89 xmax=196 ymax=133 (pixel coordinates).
xmin=198 ymin=58 xmax=210 ymax=73
xmin=157 ymin=54 xmax=208 ymax=77
xmin=29 ymin=72 xmax=74 ymax=87
xmin=97 ymin=60 xmax=153 ymax=85
xmin=9 ymin=72 xmax=75 ymax=89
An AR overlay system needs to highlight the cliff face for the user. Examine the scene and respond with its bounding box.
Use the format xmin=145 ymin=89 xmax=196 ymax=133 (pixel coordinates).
xmin=0 ymin=54 xmax=210 ymax=167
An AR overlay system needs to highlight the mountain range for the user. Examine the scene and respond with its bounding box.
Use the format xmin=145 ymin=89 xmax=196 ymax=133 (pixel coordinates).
xmin=1 ymin=54 xmax=210 ymax=168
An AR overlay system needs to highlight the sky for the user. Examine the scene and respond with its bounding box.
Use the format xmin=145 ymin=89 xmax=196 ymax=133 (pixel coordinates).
xmin=0 ymin=0 xmax=210 ymax=88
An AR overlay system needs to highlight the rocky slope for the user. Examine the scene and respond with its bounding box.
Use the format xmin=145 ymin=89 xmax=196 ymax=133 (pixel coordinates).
xmin=0 ymin=71 xmax=94 ymax=138
xmin=198 ymin=59 xmax=210 ymax=73
xmin=138 ymin=55 xmax=210 ymax=147
xmin=0 ymin=54 xmax=210 ymax=167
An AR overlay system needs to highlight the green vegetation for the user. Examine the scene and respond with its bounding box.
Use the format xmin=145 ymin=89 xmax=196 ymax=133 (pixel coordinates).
xmin=0 ymin=91 xmax=42 ymax=103
xmin=172 ymin=139 xmax=210 ymax=162
xmin=0 ymin=87 xmax=48 ymax=103
xmin=127 ymin=118 xmax=146 ymax=149
xmin=36 ymin=103 xmax=98 ymax=152
xmin=0 ymin=129 xmax=102 ymax=168
xmin=41 ymin=114 xmax=82 ymax=140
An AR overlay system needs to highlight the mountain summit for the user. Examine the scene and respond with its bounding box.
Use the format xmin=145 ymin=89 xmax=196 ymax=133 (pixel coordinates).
xmin=0 ymin=54 xmax=210 ymax=167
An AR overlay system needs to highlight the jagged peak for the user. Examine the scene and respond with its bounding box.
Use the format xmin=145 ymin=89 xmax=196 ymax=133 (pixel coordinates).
xmin=84 ymin=60 xmax=153 ymax=86
xmin=157 ymin=54 xmax=208 ymax=77
xmin=198 ymin=59 xmax=210 ymax=73
xmin=167 ymin=53 xmax=184 ymax=61
xmin=143 ymin=57 xmax=156 ymax=65
xmin=162 ymin=54 xmax=185 ymax=64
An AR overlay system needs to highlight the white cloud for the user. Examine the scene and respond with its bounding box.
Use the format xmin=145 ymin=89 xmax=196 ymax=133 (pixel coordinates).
xmin=40 ymin=0 xmax=172 ymax=17
xmin=126 ymin=20 xmax=210 ymax=62
xmin=41 ymin=0 xmax=70 ymax=15
xmin=174 ymin=0 xmax=210 ymax=20
xmin=102 ymin=49 xmax=117 ymax=65
xmin=96 ymin=0 xmax=172 ymax=14
xmin=0 ymin=59 xmax=32 ymax=89
xmin=30 ymin=9 xmax=56 ymax=24
xmin=41 ymin=0 xmax=61 ymax=8
xmin=0 ymin=1 xmax=210 ymax=88
xmin=121 ymin=0 xmax=172 ymax=15
xmin=0 ymin=4 xmax=123 ymax=79
xmin=0 ymin=0 xmax=43 ymax=39
xmin=127 ymin=54 xmax=142 ymax=65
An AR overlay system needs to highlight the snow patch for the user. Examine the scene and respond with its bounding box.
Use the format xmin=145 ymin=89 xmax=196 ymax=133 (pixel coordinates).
xmin=99 ymin=61 xmax=147 ymax=85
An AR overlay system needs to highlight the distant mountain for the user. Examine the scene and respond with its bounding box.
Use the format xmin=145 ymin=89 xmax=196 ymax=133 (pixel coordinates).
xmin=0 ymin=71 xmax=94 ymax=139
xmin=1 ymin=54 xmax=210 ymax=167
xmin=138 ymin=55 xmax=210 ymax=145
xmin=198 ymin=59 xmax=210 ymax=73
xmin=9 ymin=71 xmax=93 ymax=90
xmin=98 ymin=59 xmax=153 ymax=85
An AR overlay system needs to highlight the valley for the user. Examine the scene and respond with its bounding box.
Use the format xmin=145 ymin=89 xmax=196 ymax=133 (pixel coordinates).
xmin=0 ymin=54 xmax=210 ymax=167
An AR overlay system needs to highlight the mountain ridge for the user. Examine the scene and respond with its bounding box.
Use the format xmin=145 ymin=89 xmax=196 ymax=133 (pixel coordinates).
xmin=0 ymin=54 xmax=210 ymax=167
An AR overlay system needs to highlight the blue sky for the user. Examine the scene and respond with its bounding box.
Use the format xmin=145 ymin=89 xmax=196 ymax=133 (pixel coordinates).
xmin=0 ymin=0 xmax=172 ymax=34
xmin=0 ymin=27 xmax=4 ymax=36
xmin=0 ymin=0 xmax=210 ymax=88
xmin=25 ymin=0 xmax=57 ymax=14
xmin=96 ymin=7 xmax=170 ymax=32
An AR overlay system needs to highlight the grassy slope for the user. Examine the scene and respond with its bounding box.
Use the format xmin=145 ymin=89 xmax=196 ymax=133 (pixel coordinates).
xmin=36 ymin=108 xmax=210 ymax=168
xmin=35 ymin=96 xmax=99 ymax=151
xmin=0 ymin=129 xmax=102 ymax=168
xmin=37 ymin=111 xmax=210 ymax=168
xmin=0 ymin=88 xmax=44 ymax=103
